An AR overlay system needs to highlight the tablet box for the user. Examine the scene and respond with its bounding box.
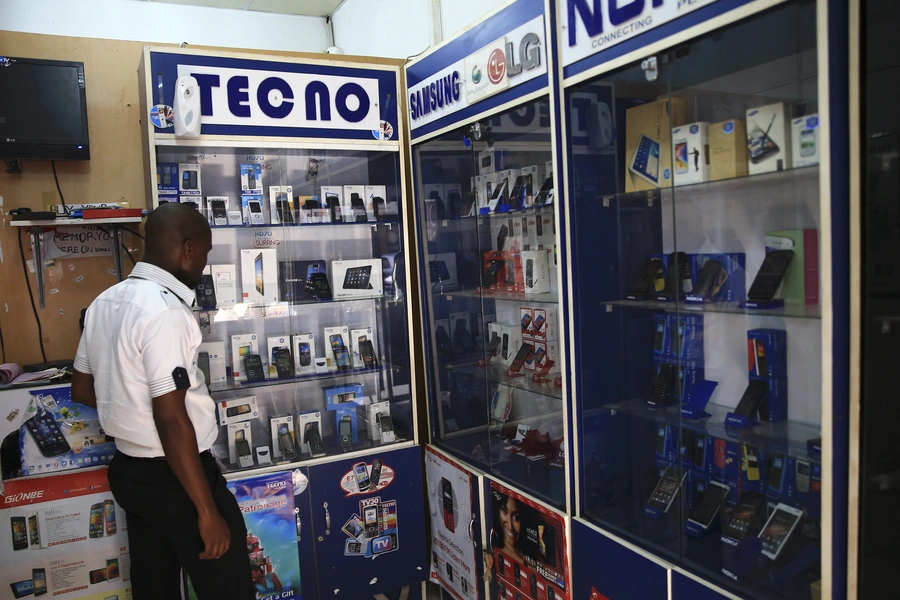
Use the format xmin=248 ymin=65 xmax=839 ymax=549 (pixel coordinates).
xmin=319 ymin=186 xmax=343 ymax=221
xmin=199 ymin=340 xmax=227 ymax=385
xmin=624 ymin=98 xmax=686 ymax=192
xmin=241 ymin=195 xmax=266 ymax=225
xmin=269 ymin=414 xmax=295 ymax=460
xmin=746 ymin=103 xmax=792 ymax=175
xmin=522 ymin=250 xmax=550 ymax=294
xmin=365 ymin=185 xmax=386 ymax=220
xmin=217 ymin=396 xmax=260 ymax=426
xmin=278 ymin=260 xmax=327 ymax=302
xmin=709 ymin=119 xmax=749 ymax=181
xmin=241 ymin=249 xmax=278 ymax=303
xmin=532 ymin=306 xmax=558 ymax=342
xmin=765 ymin=229 xmax=819 ymax=305
xmin=157 ymin=162 xmax=179 ymax=195
xmin=267 ymin=335 xmax=293 ymax=378
xmin=323 ymin=326 xmax=349 ymax=371
xmin=748 ymin=376 xmax=788 ymax=423
xmin=209 ymin=264 xmax=237 ymax=308
xmin=448 ymin=313 xmax=469 ymax=347
xmin=240 ymin=164 xmax=263 ymax=194
xmin=672 ymin=122 xmax=710 ymax=186
xmin=292 ymin=333 xmax=316 ymax=375
xmin=230 ymin=333 xmax=259 ymax=382
xmin=747 ymin=329 xmax=787 ymax=378
xmin=361 ymin=400 xmax=390 ymax=441
xmin=178 ymin=163 xmax=202 ymax=195
xmin=429 ymin=252 xmax=458 ymax=291
xmin=227 ymin=422 xmax=252 ymax=465
xmin=269 ymin=185 xmax=294 ymax=225
xmin=297 ymin=410 xmax=322 ymax=452
xmin=350 ymin=327 xmax=375 ymax=369
xmin=488 ymin=322 xmax=522 ymax=367
xmin=791 ymin=114 xmax=820 ymax=168
xmin=331 ymin=259 xmax=383 ymax=299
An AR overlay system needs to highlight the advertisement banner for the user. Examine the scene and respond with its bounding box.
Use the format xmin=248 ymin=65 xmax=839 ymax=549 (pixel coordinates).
xmin=0 ymin=468 xmax=132 ymax=599
xmin=426 ymin=447 xmax=479 ymax=600
xmin=489 ymin=481 xmax=568 ymax=600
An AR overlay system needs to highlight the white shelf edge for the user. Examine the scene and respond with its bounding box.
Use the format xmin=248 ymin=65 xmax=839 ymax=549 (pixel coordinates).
xmin=10 ymin=217 xmax=144 ymax=227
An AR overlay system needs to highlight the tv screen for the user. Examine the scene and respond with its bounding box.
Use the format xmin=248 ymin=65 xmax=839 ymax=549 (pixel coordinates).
xmin=0 ymin=57 xmax=90 ymax=160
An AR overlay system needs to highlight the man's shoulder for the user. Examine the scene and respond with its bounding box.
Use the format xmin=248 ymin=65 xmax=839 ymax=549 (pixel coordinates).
xmin=93 ymin=279 xmax=185 ymax=315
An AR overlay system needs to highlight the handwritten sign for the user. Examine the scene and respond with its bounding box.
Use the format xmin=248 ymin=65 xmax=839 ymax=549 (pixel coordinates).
xmin=44 ymin=227 xmax=114 ymax=258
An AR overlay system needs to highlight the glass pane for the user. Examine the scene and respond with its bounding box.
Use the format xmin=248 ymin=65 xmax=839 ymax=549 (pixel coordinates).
xmin=155 ymin=145 xmax=410 ymax=475
xmin=569 ymin=2 xmax=822 ymax=597
xmin=414 ymin=96 xmax=563 ymax=508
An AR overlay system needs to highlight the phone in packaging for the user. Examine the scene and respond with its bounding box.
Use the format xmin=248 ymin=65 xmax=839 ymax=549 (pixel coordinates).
xmin=630 ymin=258 xmax=664 ymax=295
xmin=535 ymin=174 xmax=554 ymax=205
xmin=497 ymin=225 xmax=509 ymax=251
xmin=488 ymin=180 xmax=507 ymax=211
xmin=647 ymin=467 xmax=685 ymax=513
xmin=273 ymin=347 xmax=294 ymax=378
xmin=25 ymin=409 xmax=72 ymax=457
xmin=370 ymin=458 xmax=383 ymax=487
xmin=483 ymin=260 xmax=504 ymax=284
xmin=664 ymin=251 xmax=692 ymax=295
xmin=235 ymin=428 xmax=254 ymax=468
xmin=359 ymin=340 xmax=378 ymax=369
xmin=33 ymin=568 xmax=47 ymax=595
xmin=350 ymin=194 xmax=367 ymax=222
xmin=278 ymin=426 xmax=298 ymax=461
xmin=104 ymin=499 xmax=117 ymax=535
xmin=753 ymin=339 xmax=769 ymax=376
xmin=508 ymin=343 xmax=533 ymax=372
xmin=722 ymin=492 xmax=764 ymax=539
xmin=326 ymin=193 xmax=342 ymax=223
xmin=687 ymin=480 xmax=730 ymax=529
xmin=379 ymin=415 xmax=395 ymax=443
xmin=508 ymin=176 xmax=526 ymax=208
xmin=276 ymin=196 xmax=294 ymax=225
xmin=195 ymin=273 xmax=217 ymax=308
xmin=248 ymin=199 xmax=265 ymax=225
xmin=89 ymin=503 xmax=104 ymax=538
xmin=307 ymin=273 xmax=333 ymax=300
xmin=693 ymin=260 xmax=728 ymax=298
xmin=305 ymin=422 xmax=326 ymax=458
xmin=353 ymin=462 xmax=371 ymax=492
xmin=243 ymin=355 xmax=266 ymax=382
xmin=298 ymin=342 xmax=312 ymax=367
xmin=796 ymin=460 xmax=811 ymax=493
xmin=106 ymin=557 xmax=120 ymax=581
xmin=748 ymin=250 xmax=794 ymax=301
xmin=629 ymin=135 xmax=661 ymax=186
xmin=653 ymin=318 xmax=666 ymax=352
xmin=211 ymin=198 xmax=228 ymax=226
xmin=10 ymin=516 xmax=27 ymax=550
xmin=742 ymin=444 xmax=760 ymax=481
xmin=759 ymin=504 xmax=803 ymax=560
xmin=734 ymin=379 xmax=768 ymax=417
xmin=9 ymin=580 xmax=34 ymax=598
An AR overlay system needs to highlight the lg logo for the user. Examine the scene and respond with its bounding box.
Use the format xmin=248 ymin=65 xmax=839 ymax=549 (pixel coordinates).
xmin=487 ymin=49 xmax=506 ymax=85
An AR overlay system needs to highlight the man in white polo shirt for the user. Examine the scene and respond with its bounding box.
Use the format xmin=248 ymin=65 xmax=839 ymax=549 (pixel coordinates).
xmin=71 ymin=203 xmax=253 ymax=599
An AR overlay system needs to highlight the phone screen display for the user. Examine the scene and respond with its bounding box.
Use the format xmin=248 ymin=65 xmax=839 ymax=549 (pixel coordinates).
xmin=674 ymin=141 xmax=689 ymax=173
xmin=33 ymin=569 xmax=47 ymax=594
xmin=759 ymin=507 xmax=801 ymax=557
xmin=104 ymin=500 xmax=117 ymax=535
xmin=250 ymin=201 xmax=262 ymax=214
xmin=11 ymin=517 xmax=27 ymax=550
xmin=106 ymin=558 xmax=120 ymax=580
xmin=689 ymin=483 xmax=730 ymax=528
xmin=89 ymin=505 xmax=104 ymax=538
xmin=354 ymin=463 xmax=370 ymax=491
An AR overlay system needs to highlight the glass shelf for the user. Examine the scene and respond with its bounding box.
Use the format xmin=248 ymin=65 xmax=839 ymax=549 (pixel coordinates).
xmin=209 ymin=219 xmax=400 ymax=229
xmin=607 ymin=299 xmax=822 ymax=320
xmin=194 ymin=295 xmax=392 ymax=314
xmin=433 ymin=289 xmax=559 ymax=305
xmin=207 ymin=362 xmax=400 ymax=394
xmin=448 ymin=203 xmax=557 ymax=222
xmin=443 ymin=360 xmax=563 ymax=400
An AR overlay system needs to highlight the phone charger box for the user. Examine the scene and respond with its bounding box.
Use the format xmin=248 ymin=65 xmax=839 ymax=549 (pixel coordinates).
xmin=269 ymin=414 xmax=295 ymax=460
xmin=479 ymin=147 xmax=507 ymax=174
xmin=199 ymin=340 xmax=227 ymax=385
xmin=791 ymin=114 xmax=820 ymax=168
xmin=522 ymin=250 xmax=550 ymax=294
xmin=297 ymin=410 xmax=321 ymax=452
xmin=230 ymin=333 xmax=259 ymax=382
xmin=430 ymin=252 xmax=458 ymax=291
xmin=319 ymin=186 xmax=343 ymax=221
xmin=323 ymin=326 xmax=349 ymax=371
xmin=269 ymin=186 xmax=294 ymax=225
xmin=178 ymin=163 xmax=202 ymax=195
xmin=217 ymin=396 xmax=259 ymax=426
xmin=240 ymin=249 xmax=278 ymax=303
xmin=288 ymin=333 xmax=314 ymax=376
xmin=227 ymin=422 xmax=252 ymax=465
xmin=489 ymin=322 xmax=522 ymax=367
xmin=365 ymin=185 xmax=386 ymax=221
xmin=709 ymin=119 xmax=749 ymax=181
xmin=748 ymin=376 xmax=788 ymax=422
xmin=765 ymin=229 xmax=819 ymax=305
xmin=361 ymin=400 xmax=390 ymax=441
xmin=746 ymin=103 xmax=792 ymax=175
xmin=210 ymin=264 xmax=237 ymax=308
xmin=240 ymin=164 xmax=263 ymax=193
xmin=157 ymin=162 xmax=179 ymax=196
xmin=448 ymin=312 xmax=469 ymax=347
xmin=672 ymin=122 xmax=710 ymax=186
xmin=331 ymin=259 xmax=383 ymax=299
xmin=747 ymin=329 xmax=787 ymax=378
xmin=532 ymin=306 xmax=558 ymax=342
xmin=266 ymin=336 xmax=292 ymax=378
xmin=624 ymin=98 xmax=686 ymax=192
xmin=350 ymin=327 xmax=375 ymax=369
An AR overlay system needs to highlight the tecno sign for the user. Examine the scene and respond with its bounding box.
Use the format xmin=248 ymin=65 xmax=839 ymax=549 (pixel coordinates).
xmin=176 ymin=64 xmax=381 ymax=131
xmin=562 ymin=0 xmax=720 ymax=68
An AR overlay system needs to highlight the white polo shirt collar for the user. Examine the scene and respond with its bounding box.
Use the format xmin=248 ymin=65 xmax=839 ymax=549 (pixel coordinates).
xmin=129 ymin=262 xmax=196 ymax=307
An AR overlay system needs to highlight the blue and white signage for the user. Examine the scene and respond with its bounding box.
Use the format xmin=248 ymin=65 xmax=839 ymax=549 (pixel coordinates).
xmin=562 ymin=0 xmax=720 ymax=68
xmin=408 ymin=14 xmax=547 ymax=132
xmin=150 ymin=51 xmax=398 ymax=141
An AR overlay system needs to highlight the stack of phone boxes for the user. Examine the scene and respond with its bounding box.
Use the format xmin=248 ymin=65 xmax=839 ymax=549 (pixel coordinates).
xmin=519 ymin=306 xmax=560 ymax=374
xmin=240 ymin=164 xmax=265 ymax=225
xmin=649 ymin=313 xmax=705 ymax=408
xmin=746 ymin=329 xmax=788 ymax=422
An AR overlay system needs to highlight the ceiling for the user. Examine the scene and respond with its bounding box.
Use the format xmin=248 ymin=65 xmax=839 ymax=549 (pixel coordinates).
xmin=141 ymin=0 xmax=345 ymax=18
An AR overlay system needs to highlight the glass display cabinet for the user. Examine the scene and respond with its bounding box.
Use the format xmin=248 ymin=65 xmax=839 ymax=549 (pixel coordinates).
xmin=564 ymin=1 xmax=828 ymax=598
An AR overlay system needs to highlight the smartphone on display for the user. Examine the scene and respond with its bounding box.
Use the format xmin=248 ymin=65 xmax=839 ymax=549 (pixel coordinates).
xmin=274 ymin=347 xmax=294 ymax=378
xmin=525 ymin=259 xmax=534 ymax=288
xmin=104 ymin=499 xmax=117 ymax=536
xmin=211 ymin=199 xmax=227 ymax=226
xmin=9 ymin=580 xmax=34 ymax=598
xmin=10 ymin=516 xmax=27 ymax=550
xmin=379 ymin=415 xmax=395 ymax=443
xmin=630 ymin=258 xmax=663 ymax=295
xmin=350 ymin=194 xmax=367 ymax=222
xmin=24 ymin=409 xmax=72 ymax=457
xmin=370 ymin=458 xmax=383 ymax=487
xmin=647 ymin=362 xmax=676 ymax=403
xmin=497 ymin=225 xmax=508 ymax=251
xmin=533 ymin=314 xmax=546 ymax=334
xmin=334 ymin=346 xmax=352 ymax=371
xmin=195 ymin=273 xmax=217 ymax=307
xmin=483 ymin=260 xmax=504 ymax=284
xmin=325 ymin=193 xmax=342 ymax=222
xmin=243 ymin=355 xmax=265 ymax=382
xmin=247 ymin=168 xmax=257 ymax=190
xmin=485 ymin=333 xmax=502 ymax=358
xmin=647 ymin=467 xmax=685 ymax=513
xmin=353 ymin=462 xmax=371 ymax=492
xmin=33 ymin=568 xmax=47 ymax=596
xmin=674 ymin=139 xmax=689 ymax=174
xmin=521 ymin=313 xmax=532 ymax=333
xmin=359 ymin=340 xmax=378 ymax=369
xmin=279 ymin=427 xmax=298 ymax=461
xmin=768 ymin=454 xmax=786 ymax=492
xmin=89 ymin=503 xmax=104 ymax=538
xmin=693 ymin=259 xmax=728 ymax=298
xmin=248 ymin=199 xmax=265 ymax=225
xmin=748 ymin=250 xmax=794 ymax=301
xmin=759 ymin=504 xmax=803 ymax=560
xmin=723 ymin=492 xmax=764 ymax=539
xmin=509 ymin=343 xmax=534 ymax=372
xmin=276 ymin=198 xmax=295 ymax=224
xmin=742 ymin=444 xmax=760 ymax=481
xmin=687 ymin=480 xmax=730 ymax=529
xmin=298 ymin=343 xmax=312 ymax=367
xmin=534 ymin=175 xmax=554 ymax=206
xmin=235 ymin=429 xmax=253 ymax=468
xmin=508 ymin=176 xmax=526 ymax=207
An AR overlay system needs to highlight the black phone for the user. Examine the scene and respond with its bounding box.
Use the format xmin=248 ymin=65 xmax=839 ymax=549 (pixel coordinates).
xmin=630 ymin=258 xmax=664 ymax=295
xmin=247 ymin=169 xmax=257 ymax=190
xmin=276 ymin=199 xmax=295 ymax=224
xmin=303 ymin=198 xmax=321 ymax=210
xmin=325 ymin=193 xmax=342 ymax=222
xmin=279 ymin=429 xmax=298 ymax=461
xmin=663 ymin=252 xmax=691 ymax=296
xmin=211 ymin=199 xmax=227 ymax=225
xmin=687 ymin=481 xmax=730 ymax=529
xmin=359 ymin=340 xmax=378 ymax=369
xmin=305 ymin=422 xmax=325 ymax=457
xmin=485 ymin=333 xmax=502 ymax=358
xmin=497 ymin=225 xmax=509 ymax=251
xmin=298 ymin=343 xmax=312 ymax=367
xmin=501 ymin=333 xmax=509 ymax=360
xmin=33 ymin=568 xmax=47 ymax=596
xmin=748 ymin=250 xmax=794 ymax=301
xmin=753 ymin=339 xmax=769 ymax=377
xmin=334 ymin=346 xmax=352 ymax=371
xmin=768 ymin=453 xmax=785 ymax=492
xmin=370 ymin=458 xmax=383 ymax=487
xmin=274 ymin=347 xmax=294 ymax=378
xmin=535 ymin=175 xmax=553 ymax=205
xmin=509 ymin=343 xmax=534 ymax=372
xmin=372 ymin=197 xmax=385 ymax=220
xmin=693 ymin=260 xmax=729 ymax=298
xmin=508 ymin=176 xmax=526 ymax=208
xmin=483 ymin=260 xmax=504 ymax=284
xmin=350 ymin=193 xmax=367 ymax=222
xmin=24 ymin=409 xmax=71 ymax=457
xmin=734 ymin=379 xmax=769 ymax=417
xmin=723 ymin=492 xmax=764 ymax=539
xmin=525 ymin=259 xmax=534 ymax=288
xmin=647 ymin=467 xmax=685 ymax=513
xmin=307 ymin=273 xmax=333 ymax=300
xmin=339 ymin=416 xmax=353 ymax=450
xmin=198 ymin=351 xmax=211 ymax=386
xmin=655 ymin=425 xmax=667 ymax=456
xmin=243 ymin=355 xmax=266 ymax=382
xmin=646 ymin=363 xmax=677 ymax=403
xmin=195 ymin=273 xmax=217 ymax=308
xmin=653 ymin=318 xmax=666 ymax=352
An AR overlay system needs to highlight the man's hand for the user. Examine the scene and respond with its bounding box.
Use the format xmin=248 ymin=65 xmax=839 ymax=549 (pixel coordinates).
xmin=198 ymin=510 xmax=231 ymax=560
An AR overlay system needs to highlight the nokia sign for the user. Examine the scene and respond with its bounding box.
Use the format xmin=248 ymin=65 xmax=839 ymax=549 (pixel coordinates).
xmin=562 ymin=0 xmax=719 ymax=68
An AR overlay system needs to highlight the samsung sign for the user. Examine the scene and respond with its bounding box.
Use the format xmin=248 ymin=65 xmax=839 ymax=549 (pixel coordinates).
xmin=176 ymin=64 xmax=381 ymax=131
xmin=408 ymin=15 xmax=547 ymax=131
xmin=562 ymin=0 xmax=719 ymax=68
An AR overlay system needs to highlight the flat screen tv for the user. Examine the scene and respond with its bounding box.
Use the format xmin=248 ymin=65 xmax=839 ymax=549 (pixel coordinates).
xmin=0 ymin=57 xmax=90 ymax=160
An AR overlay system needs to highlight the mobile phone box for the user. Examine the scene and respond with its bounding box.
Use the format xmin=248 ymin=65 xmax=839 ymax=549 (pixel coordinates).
xmin=532 ymin=306 xmax=558 ymax=342
xmin=360 ymin=400 xmax=390 ymax=441
xmin=240 ymin=195 xmax=265 ymax=226
xmin=297 ymin=410 xmax=322 ymax=451
xmin=652 ymin=313 xmax=671 ymax=358
xmin=522 ymin=250 xmax=550 ymax=294
xmin=197 ymin=340 xmax=226 ymax=385
xmin=491 ymin=323 xmax=522 ymax=367
xmin=747 ymin=376 xmax=788 ymax=423
xmin=205 ymin=195 xmax=228 ymax=225
xmin=669 ymin=313 xmax=705 ymax=363
xmin=217 ymin=395 xmax=259 ymax=427
xmin=365 ymin=185 xmax=386 ymax=221
xmin=240 ymin=164 xmax=263 ymax=193
xmin=178 ymin=163 xmax=202 ymax=195
xmin=292 ymin=333 xmax=316 ymax=375
xmin=525 ymin=340 xmax=544 ymax=372
xmin=157 ymin=162 xmax=179 ymax=195
xmin=791 ymin=114 xmax=820 ymax=168
xmin=519 ymin=308 xmax=534 ymax=340
xmin=267 ymin=335 xmax=292 ymax=378
xmin=268 ymin=185 xmax=294 ymax=225
xmin=654 ymin=424 xmax=679 ymax=463
xmin=765 ymin=229 xmax=819 ymax=305
xmin=747 ymin=329 xmax=787 ymax=378
xmin=269 ymin=414 xmax=295 ymax=460
xmin=323 ymin=326 xmax=349 ymax=371
xmin=208 ymin=264 xmax=237 ymax=308
xmin=503 ymin=253 xmax=524 ymax=293
xmin=240 ymin=248 xmax=278 ymax=303
xmin=227 ymin=422 xmax=252 ymax=464
xmin=672 ymin=122 xmax=710 ymax=187
xmin=343 ymin=184 xmax=365 ymax=211
xmin=230 ymin=333 xmax=259 ymax=382
xmin=745 ymin=102 xmax=792 ymax=175
xmin=351 ymin=327 xmax=375 ymax=369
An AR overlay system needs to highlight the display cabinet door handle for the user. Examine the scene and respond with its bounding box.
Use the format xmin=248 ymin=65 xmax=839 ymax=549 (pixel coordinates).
xmin=324 ymin=501 xmax=331 ymax=535
xmin=470 ymin=515 xmax=477 ymax=549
